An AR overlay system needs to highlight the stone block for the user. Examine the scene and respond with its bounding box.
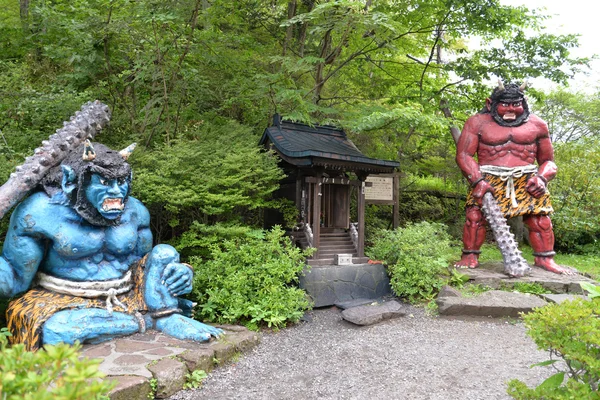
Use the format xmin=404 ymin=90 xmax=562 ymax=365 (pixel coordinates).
xmin=437 ymin=285 xmax=462 ymax=298
xmin=147 ymin=358 xmax=188 ymax=399
xmin=301 ymin=263 xmax=392 ymax=307
xmin=226 ymin=330 xmax=261 ymax=353
xmin=539 ymin=293 xmax=588 ymax=304
xmin=358 ymin=271 xmax=376 ymax=290
xmin=178 ymin=348 xmax=216 ymax=373
xmin=437 ymin=290 xmax=548 ymax=318
xmin=335 ymin=298 xmax=382 ymax=310
xmin=108 ymin=375 xmax=151 ymax=400
xmin=211 ymin=341 xmax=237 ymax=365
xmin=341 ymin=300 xmax=406 ymax=326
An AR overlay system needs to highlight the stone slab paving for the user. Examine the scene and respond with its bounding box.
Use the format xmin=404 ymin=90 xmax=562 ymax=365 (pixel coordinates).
xmin=80 ymin=326 xmax=260 ymax=400
xmin=539 ymin=293 xmax=589 ymax=304
xmin=437 ymin=290 xmax=548 ymax=317
xmin=437 ymin=261 xmax=598 ymax=318
xmin=455 ymin=261 xmax=596 ymax=293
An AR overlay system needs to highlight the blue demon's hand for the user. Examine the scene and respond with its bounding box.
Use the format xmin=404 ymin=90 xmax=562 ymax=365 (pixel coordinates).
xmin=161 ymin=262 xmax=193 ymax=297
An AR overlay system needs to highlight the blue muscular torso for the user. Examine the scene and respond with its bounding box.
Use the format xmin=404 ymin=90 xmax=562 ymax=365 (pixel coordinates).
xmin=0 ymin=191 xmax=152 ymax=295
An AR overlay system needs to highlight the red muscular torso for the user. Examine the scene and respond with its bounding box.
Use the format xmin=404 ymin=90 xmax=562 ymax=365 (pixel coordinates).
xmin=456 ymin=113 xmax=555 ymax=183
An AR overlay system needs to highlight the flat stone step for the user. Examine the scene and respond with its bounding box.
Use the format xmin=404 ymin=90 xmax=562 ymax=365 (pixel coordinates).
xmin=454 ymin=261 xmax=596 ymax=294
xmin=341 ymin=300 xmax=406 ymax=326
xmin=81 ymin=327 xmax=260 ymax=400
xmin=318 ymin=245 xmax=356 ymax=251
xmin=436 ymin=289 xmax=548 ymax=318
xmin=319 ymin=238 xmax=353 ymax=243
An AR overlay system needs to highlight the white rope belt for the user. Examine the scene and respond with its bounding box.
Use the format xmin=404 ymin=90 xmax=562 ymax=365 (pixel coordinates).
xmin=480 ymin=165 xmax=538 ymax=208
xmin=37 ymin=270 xmax=133 ymax=315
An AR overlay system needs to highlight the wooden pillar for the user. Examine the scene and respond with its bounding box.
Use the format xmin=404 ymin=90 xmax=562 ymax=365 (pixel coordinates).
xmin=312 ymin=173 xmax=322 ymax=258
xmin=393 ymin=173 xmax=399 ymax=229
xmin=295 ymin=173 xmax=303 ymax=215
xmin=357 ymin=177 xmax=366 ymax=258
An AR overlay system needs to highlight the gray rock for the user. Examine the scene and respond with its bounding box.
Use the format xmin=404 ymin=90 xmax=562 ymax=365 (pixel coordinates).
xmin=341 ymin=300 xmax=406 ymax=326
xmin=437 ymin=285 xmax=462 ymax=298
xmin=539 ymin=293 xmax=589 ymax=304
xmin=108 ymin=375 xmax=151 ymax=400
xmin=335 ymin=298 xmax=382 ymax=310
xmin=437 ymin=290 xmax=548 ymax=318
xmin=178 ymin=348 xmax=216 ymax=373
xmin=147 ymin=358 xmax=188 ymax=399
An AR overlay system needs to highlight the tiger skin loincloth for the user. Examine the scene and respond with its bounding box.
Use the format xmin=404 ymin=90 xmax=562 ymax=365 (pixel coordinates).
xmin=6 ymin=256 xmax=148 ymax=351
xmin=466 ymin=166 xmax=553 ymax=219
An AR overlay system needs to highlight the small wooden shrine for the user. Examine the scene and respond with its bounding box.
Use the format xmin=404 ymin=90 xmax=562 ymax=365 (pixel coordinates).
xmin=260 ymin=115 xmax=399 ymax=266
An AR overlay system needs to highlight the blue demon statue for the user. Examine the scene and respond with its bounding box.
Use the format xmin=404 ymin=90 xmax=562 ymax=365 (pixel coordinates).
xmin=0 ymin=131 xmax=221 ymax=350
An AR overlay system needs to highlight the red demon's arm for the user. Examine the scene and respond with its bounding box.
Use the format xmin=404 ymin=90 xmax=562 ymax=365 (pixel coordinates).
xmin=456 ymin=115 xmax=484 ymax=186
xmin=535 ymin=119 xmax=557 ymax=183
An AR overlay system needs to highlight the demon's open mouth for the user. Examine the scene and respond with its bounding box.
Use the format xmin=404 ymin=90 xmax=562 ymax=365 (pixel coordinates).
xmin=102 ymin=198 xmax=124 ymax=212
xmin=503 ymin=112 xmax=516 ymax=121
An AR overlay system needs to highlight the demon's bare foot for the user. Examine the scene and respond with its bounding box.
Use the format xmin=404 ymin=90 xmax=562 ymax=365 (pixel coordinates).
xmin=534 ymin=257 xmax=576 ymax=275
xmin=155 ymin=314 xmax=223 ymax=342
xmin=455 ymin=253 xmax=479 ymax=268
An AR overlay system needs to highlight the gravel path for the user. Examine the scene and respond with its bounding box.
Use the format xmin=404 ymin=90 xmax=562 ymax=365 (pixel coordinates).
xmin=169 ymin=305 xmax=553 ymax=400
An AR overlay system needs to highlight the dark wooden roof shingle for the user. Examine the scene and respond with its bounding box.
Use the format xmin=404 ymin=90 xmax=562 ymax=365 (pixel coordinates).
xmin=259 ymin=118 xmax=399 ymax=172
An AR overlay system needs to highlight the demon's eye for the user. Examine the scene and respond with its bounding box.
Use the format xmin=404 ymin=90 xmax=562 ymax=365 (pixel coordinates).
xmin=513 ymin=102 xmax=522 ymax=107
xmin=117 ymin=177 xmax=126 ymax=185
xmin=501 ymin=103 xmax=509 ymax=107
xmin=99 ymin=178 xmax=108 ymax=185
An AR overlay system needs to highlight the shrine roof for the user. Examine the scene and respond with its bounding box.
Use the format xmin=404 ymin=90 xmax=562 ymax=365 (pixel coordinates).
xmin=259 ymin=117 xmax=399 ymax=172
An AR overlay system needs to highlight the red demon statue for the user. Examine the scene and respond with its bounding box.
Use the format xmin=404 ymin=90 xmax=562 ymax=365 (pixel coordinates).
xmin=455 ymin=81 xmax=572 ymax=275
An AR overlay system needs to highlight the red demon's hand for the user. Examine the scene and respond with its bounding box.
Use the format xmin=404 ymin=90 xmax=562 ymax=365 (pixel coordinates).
xmin=472 ymin=180 xmax=494 ymax=205
xmin=526 ymin=176 xmax=547 ymax=198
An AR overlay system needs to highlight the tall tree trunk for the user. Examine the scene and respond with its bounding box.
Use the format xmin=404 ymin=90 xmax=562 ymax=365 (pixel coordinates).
xmin=20 ymin=0 xmax=29 ymax=32
xmin=314 ymin=29 xmax=332 ymax=103
xmin=298 ymin=0 xmax=314 ymax=57
xmin=283 ymin=0 xmax=297 ymax=56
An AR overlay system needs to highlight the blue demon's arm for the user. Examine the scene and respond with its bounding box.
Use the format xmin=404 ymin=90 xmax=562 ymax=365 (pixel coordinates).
xmin=0 ymin=196 xmax=46 ymax=297
xmin=129 ymin=197 xmax=192 ymax=297
xmin=129 ymin=197 xmax=153 ymax=257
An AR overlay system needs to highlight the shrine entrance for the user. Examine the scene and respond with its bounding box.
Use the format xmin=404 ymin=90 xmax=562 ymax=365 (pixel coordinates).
xmin=260 ymin=115 xmax=399 ymax=266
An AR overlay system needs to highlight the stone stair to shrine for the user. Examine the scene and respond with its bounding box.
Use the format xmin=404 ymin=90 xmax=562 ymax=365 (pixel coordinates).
xmin=315 ymin=228 xmax=358 ymax=264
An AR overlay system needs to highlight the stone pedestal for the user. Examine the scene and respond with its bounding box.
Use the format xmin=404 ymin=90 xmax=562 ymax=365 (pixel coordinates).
xmin=299 ymin=263 xmax=391 ymax=307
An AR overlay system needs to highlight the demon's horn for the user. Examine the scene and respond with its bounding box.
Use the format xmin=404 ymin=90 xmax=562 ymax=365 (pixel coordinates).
xmin=82 ymin=139 xmax=96 ymax=161
xmin=519 ymin=80 xmax=528 ymax=91
xmin=497 ymin=79 xmax=505 ymax=91
xmin=119 ymin=143 xmax=137 ymax=160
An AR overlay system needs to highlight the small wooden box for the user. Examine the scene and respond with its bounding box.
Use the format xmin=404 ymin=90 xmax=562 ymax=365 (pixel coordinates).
xmin=335 ymin=254 xmax=353 ymax=265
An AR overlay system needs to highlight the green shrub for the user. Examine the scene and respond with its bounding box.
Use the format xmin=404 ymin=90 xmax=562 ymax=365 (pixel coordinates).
xmin=507 ymin=297 xmax=600 ymax=399
xmin=366 ymin=221 xmax=452 ymax=303
xmin=190 ymin=226 xmax=312 ymax=330
xmin=0 ymin=328 xmax=113 ymax=399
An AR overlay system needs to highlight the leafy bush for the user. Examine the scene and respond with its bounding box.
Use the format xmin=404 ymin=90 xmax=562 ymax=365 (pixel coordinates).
xmin=366 ymin=222 xmax=453 ymax=303
xmin=0 ymin=328 xmax=113 ymax=399
xmin=130 ymin=117 xmax=285 ymax=243
xmin=551 ymin=139 xmax=600 ymax=253
xmin=507 ymin=297 xmax=600 ymax=398
xmin=190 ymin=226 xmax=312 ymax=330
xmin=171 ymin=222 xmax=267 ymax=260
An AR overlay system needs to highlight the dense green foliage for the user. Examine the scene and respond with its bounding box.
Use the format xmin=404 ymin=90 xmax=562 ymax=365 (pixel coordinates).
xmin=0 ymin=0 xmax=594 ymax=247
xmin=548 ymin=139 xmax=600 ymax=253
xmin=507 ymin=297 xmax=600 ymax=399
xmin=130 ymin=117 xmax=284 ymax=243
xmin=1 ymin=0 xmax=599 ymax=329
xmin=190 ymin=227 xmax=312 ymax=330
xmin=366 ymin=222 xmax=453 ymax=303
xmin=0 ymin=329 xmax=113 ymax=399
